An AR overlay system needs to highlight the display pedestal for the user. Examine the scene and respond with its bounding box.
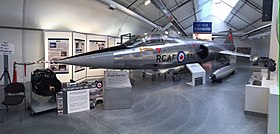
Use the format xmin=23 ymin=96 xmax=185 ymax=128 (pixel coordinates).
xmin=186 ymin=63 xmax=206 ymax=86
xmin=245 ymin=70 xmax=277 ymax=116
xmin=103 ymin=71 xmax=132 ymax=110
xmin=267 ymin=85 xmax=279 ymax=134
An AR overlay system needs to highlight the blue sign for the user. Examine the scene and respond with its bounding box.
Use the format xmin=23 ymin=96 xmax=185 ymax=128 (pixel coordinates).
xmin=193 ymin=22 xmax=212 ymax=33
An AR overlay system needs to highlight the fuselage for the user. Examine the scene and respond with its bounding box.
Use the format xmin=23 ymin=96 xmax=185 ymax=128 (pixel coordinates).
xmin=58 ymin=34 xmax=234 ymax=70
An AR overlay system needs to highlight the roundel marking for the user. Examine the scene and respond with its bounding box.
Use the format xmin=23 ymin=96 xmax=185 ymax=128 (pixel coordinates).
xmin=177 ymin=51 xmax=186 ymax=63
xmin=96 ymin=82 xmax=103 ymax=89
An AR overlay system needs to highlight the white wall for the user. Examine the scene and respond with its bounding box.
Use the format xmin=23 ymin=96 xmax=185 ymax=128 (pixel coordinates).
xmin=23 ymin=0 xmax=153 ymax=36
xmin=0 ymin=29 xmax=23 ymax=84
xmin=0 ymin=0 xmax=153 ymax=84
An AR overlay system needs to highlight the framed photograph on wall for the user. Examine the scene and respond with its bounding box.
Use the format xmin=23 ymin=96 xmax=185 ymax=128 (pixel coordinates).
xmin=86 ymin=35 xmax=107 ymax=78
xmin=44 ymin=31 xmax=73 ymax=83
xmin=48 ymin=38 xmax=69 ymax=74
xmin=72 ymin=32 xmax=87 ymax=81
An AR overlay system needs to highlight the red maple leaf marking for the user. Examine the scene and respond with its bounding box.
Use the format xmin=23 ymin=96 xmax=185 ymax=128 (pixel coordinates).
xmin=180 ymin=54 xmax=184 ymax=60
xmin=156 ymin=48 xmax=161 ymax=53
xmin=229 ymin=34 xmax=233 ymax=40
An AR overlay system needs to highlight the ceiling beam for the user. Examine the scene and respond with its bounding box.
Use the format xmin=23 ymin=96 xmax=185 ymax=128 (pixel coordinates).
xmin=239 ymin=18 xmax=262 ymax=31
xmin=241 ymin=0 xmax=262 ymax=13
xmin=151 ymin=0 xmax=188 ymax=36
xmin=97 ymin=0 xmax=163 ymax=31
xmin=191 ymin=0 xmax=197 ymax=22
xmin=240 ymin=23 xmax=271 ymax=38
xmin=152 ymin=0 xmax=191 ymax=24
xmin=179 ymin=10 xmax=202 ymax=23
xmin=127 ymin=0 xmax=138 ymax=9
xmin=227 ymin=0 xmax=246 ymax=23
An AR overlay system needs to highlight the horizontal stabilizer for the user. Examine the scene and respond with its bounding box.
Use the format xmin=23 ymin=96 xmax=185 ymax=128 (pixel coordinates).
xmin=219 ymin=50 xmax=250 ymax=58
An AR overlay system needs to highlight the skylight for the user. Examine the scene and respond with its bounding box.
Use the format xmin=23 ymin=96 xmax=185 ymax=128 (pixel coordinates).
xmin=211 ymin=0 xmax=239 ymax=21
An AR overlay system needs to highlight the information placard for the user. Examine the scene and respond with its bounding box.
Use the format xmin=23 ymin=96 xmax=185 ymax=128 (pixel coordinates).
xmin=0 ymin=42 xmax=14 ymax=55
xmin=48 ymin=38 xmax=69 ymax=74
xmin=67 ymin=89 xmax=90 ymax=114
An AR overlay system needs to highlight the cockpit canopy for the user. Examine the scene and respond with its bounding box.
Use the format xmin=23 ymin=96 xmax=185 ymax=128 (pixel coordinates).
xmin=123 ymin=34 xmax=179 ymax=48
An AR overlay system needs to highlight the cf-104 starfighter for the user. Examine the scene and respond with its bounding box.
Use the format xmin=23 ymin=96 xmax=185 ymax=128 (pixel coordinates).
xmin=57 ymin=29 xmax=253 ymax=81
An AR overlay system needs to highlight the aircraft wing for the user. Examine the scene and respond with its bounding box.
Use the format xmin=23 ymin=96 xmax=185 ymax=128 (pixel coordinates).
xmin=219 ymin=50 xmax=251 ymax=58
xmin=158 ymin=66 xmax=184 ymax=74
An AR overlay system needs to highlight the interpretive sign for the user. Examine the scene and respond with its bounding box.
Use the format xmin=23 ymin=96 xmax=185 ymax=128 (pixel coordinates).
xmin=0 ymin=42 xmax=14 ymax=55
xmin=67 ymin=89 xmax=90 ymax=114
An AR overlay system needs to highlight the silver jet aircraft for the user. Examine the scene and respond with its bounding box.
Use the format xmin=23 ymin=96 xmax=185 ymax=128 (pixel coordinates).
xmin=57 ymin=29 xmax=252 ymax=81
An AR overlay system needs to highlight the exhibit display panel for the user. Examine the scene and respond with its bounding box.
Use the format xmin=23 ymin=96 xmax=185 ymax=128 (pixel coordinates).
xmin=57 ymin=81 xmax=103 ymax=114
xmin=103 ymin=71 xmax=132 ymax=110
xmin=72 ymin=32 xmax=87 ymax=81
xmin=186 ymin=63 xmax=206 ymax=86
xmin=44 ymin=31 xmax=73 ymax=83
xmin=86 ymin=35 xmax=107 ymax=78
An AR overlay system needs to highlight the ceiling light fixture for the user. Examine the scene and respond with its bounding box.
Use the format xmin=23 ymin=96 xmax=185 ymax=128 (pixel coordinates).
xmin=144 ymin=0 xmax=151 ymax=5
xmin=165 ymin=30 xmax=168 ymax=34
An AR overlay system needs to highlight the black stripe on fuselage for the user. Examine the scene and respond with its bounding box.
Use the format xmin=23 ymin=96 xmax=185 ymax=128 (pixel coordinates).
xmin=61 ymin=44 xmax=127 ymax=60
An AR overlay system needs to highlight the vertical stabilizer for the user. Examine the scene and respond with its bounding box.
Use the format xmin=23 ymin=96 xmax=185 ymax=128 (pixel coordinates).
xmin=224 ymin=28 xmax=233 ymax=43
xmin=224 ymin=28 xmax=235 ymax=51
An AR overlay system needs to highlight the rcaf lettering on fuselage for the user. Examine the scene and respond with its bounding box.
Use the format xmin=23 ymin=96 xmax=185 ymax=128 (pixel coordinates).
xmin=156 ymin=54 xmax=176 ymax=62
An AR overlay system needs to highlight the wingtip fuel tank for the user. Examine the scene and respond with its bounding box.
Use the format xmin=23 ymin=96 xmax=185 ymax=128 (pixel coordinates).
xmin=209 ymin=64 xmax=236 ymax=83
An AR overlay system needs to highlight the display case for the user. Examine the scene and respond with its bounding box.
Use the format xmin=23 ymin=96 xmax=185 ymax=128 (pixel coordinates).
xmin=245 ymin=69 xmax=277 ymax=116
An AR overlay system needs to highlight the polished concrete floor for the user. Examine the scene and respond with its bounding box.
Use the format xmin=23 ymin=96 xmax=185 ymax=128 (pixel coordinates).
xmin=0 ymin=65 xmax=267 ymax=134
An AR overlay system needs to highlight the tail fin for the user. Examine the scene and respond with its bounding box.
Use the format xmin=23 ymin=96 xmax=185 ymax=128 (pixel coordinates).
xmin=224 ymin=28 xmax=233 ymax=43
xmin=224 ymin=28 xmax=235 ymax=51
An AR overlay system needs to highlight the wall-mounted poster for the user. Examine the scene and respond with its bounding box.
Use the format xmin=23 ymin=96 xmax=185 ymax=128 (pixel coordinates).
xmin=72 ymin=33 xmax=86 ymax=82
xmin=44 ymin=31 xmax=72 ymax=83
xmin=48 ymin=38 xmax=69 ymax=74
xmin=89 ymin=40 xmax=105 ymax=51
xmin=74 ymin=39 xmax=85 ymax=72
xmin=88 ymin=40 xmax=105 ymax=69
xmin=86 ymin=35 xmax=107 ymax=77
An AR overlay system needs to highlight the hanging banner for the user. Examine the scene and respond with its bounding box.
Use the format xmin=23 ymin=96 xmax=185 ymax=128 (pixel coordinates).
xmin=193 ymin=22 xmax=212 ymax=41
xmin=193 ymin=22 xmax=212 ymax=33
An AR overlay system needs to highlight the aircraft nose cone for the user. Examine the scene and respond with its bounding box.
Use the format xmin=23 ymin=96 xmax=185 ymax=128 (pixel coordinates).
xmin=57 ymin=53 xmax=114 ymax=68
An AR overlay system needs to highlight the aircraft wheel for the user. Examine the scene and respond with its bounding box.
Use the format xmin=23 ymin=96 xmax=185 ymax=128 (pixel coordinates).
xmin=218 ymin=79 xmax=222 ymax=83
xmin=231 ymin=71 xmax=235 ymax=75
xmin=142 ymin=72 xmax=146 ymax=79
xmin=151 ymin=74 xmax=156 ymax=81
xmin=172 ymin=73 xmax=181 ymax=82
xmin=30 ymin=110 xmax=35 ymax=116
xmin=172 ymin=76 xmax=176 ymax=82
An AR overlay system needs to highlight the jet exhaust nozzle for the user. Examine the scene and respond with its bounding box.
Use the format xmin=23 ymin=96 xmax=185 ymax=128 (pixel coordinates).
xmin=209 ymin=74 xmax=216 ymax=81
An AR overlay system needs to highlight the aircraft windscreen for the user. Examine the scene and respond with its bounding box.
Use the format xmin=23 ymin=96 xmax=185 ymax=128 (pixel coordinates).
xmin=123 ymin=35 xmax=145 ymax=48
xmin=123 ymin=34 xmax=178 ymax=48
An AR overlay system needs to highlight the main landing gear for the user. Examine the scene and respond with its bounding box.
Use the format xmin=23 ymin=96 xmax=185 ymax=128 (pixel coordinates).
xmin=172 ymin=72 xmax=181 ymax=82
xmin=141 ymin=71 xmax=159 ymax=81
xmin=142 ymin=70 xmax=180 ymax=82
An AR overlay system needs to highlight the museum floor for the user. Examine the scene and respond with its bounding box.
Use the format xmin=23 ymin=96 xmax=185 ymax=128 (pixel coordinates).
xmin=0 ymin=65 xmax=267 ymax=134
